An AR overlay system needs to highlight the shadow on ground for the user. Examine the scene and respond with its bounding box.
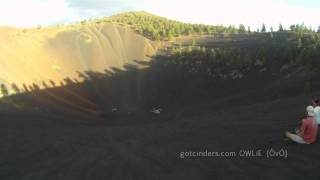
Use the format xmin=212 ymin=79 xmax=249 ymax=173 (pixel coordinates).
xmin=1 ymin=51 xmax=320 ymax=179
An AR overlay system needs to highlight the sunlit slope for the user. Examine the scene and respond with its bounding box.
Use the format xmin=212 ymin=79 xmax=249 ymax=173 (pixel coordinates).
xmin=0 ymin=23 xmax=158 ymax=87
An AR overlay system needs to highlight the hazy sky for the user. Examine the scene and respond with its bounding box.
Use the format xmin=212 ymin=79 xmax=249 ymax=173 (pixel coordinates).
xmin=0 ymin=0 xmax=319 ymax=30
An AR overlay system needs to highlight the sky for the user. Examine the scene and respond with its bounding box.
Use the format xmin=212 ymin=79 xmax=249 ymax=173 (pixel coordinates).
xmin=0 ymin=0 xmax=319 ymax=30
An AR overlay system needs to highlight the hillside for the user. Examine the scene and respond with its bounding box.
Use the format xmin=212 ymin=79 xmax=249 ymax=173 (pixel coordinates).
xmin=0 ymin=21 xmax=159 ymax=89
xmin=0 ymin=11 xmax=235 ymax=95
xmin=1 ymin=11 xmax=320 ymax=180
xmin=1 ymin=11 xmax=319 ymax=95
xmin=103 ymin=11 xmax=230 ymax=40
xmin=1 ymin=38 xmax=320 ymax=179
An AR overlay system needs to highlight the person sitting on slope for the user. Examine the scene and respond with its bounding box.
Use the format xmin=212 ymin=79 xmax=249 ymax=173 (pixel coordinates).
xmin=286 ymin=106 xmax=318 ymax=144
xmin=312 ymin=98 xmax=320 ymax=125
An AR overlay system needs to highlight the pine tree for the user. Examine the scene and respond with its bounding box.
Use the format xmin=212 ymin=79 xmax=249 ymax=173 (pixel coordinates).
xmin=261 ymin=24 xmax=266 ymax=33
xmin=186 ymin=29 xmax=192 ymax=36
xmin=167 ymin=30 xmax=173 ymax=40
xmin=152 ymin=31 xmax=161 ymax=41
xmin=1 ymin=84 xmax=9 ymax=97
xmin=297 ymin=37 xmax=302 ymax=49
xmin=192 ymin=39 xmax=196 ymax=47
xmin=290 ymin=24 xmax=296 ymax=32
xmin=201 ymin=47 xmax=206 ymax=53
xmin=239 ymin=24 xmax=246 ymax=33
xmin=278 ymin=24 xmax=284 ymax=32
xmin=247 ymin=26 xmax=251 ymax=33
xmin=210 ymin=49 xmax=216 ymax=63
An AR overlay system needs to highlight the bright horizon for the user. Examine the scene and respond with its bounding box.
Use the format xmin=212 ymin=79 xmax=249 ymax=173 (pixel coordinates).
xmin=0 ymin=0 xmax=319 ymax=30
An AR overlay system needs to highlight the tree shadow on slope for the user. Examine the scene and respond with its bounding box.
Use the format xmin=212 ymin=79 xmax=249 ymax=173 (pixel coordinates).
xmin=1 ymin=45 xmax=320 ymax=126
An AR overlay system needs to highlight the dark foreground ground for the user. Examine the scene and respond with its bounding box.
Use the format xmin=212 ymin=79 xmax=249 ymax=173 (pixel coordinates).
xmin=1 ymin=88 xmax=320 ymax=180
